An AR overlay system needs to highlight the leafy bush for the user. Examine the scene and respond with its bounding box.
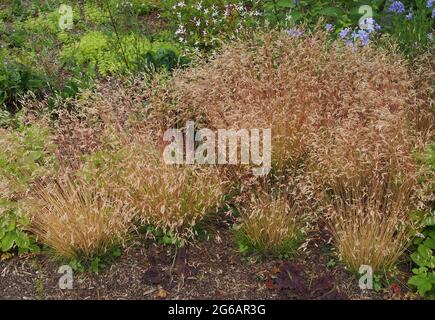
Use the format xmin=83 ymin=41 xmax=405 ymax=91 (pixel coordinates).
xmin=408 ymin=145 xmax=435 ymax=298
xmin=0 ymin=59 xmax=47 ymax=111
xmin=0 ymin=115 xmax=56 ymax=256
xmin=60 ymin=31 xmax=184 ymax=75
xmin=381 ymin=0 xmax=434 ymax=56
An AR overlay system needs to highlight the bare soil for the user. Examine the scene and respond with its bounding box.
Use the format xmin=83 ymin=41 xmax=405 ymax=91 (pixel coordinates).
xmin=0 ymin=222 xmax=412 ymax=300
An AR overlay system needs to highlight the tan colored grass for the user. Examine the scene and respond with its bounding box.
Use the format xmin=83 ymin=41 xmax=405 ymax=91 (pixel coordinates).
xmin=307 ymin=115 xmax=424 ymax=272
xmin=147 ymin=30 xmax=431 ymax=269
xmin=121 ymin=140 xmax=227 ymax=242
xmin=148 ymin=30 xmax=430 ymax=176
xmin=31 ymin=175 xmax=135 ymax=260
xmin=238 ymin=192 xmax=303 ymax=255
xmin=22 ymin=29 xmax=432 ymax=266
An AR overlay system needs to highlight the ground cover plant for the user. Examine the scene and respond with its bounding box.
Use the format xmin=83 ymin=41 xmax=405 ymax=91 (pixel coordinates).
xmin=0 ymin=0 xmax=434 ymax=301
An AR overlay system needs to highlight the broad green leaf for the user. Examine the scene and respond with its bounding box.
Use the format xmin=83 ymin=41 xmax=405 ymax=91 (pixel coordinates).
xmin=424 ymin=237 xmax=435 ymax=250
xmin=1 ymin=232 xmax=15 ymax=252
xmin=411 ymin=251 xmax=428 ymax=267
xmin=409 ymin=274 xmax=432 ymax=297
xmin=418 ymin=244 xmax=432 ymax=260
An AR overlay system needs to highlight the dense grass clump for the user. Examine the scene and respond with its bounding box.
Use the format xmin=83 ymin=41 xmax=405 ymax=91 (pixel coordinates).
xmin=122 ymin=141 xmax=227 ymax=242
xmin=236 ymin=193 xmax=304 ymax=257
xmin=149 ymin=30 xmax=432 ymax=270
xmin=31 ymin=175 xmax=135 ymax=261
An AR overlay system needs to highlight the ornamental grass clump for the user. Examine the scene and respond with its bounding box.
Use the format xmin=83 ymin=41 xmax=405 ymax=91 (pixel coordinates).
xmin=31 ymin=175 xmax=135 ymax=261
xmin=308 ymin=116 xmax=425 ymax=272
xmin=148 ymin=29 xmax=432 ymax=268
xmin=148 ymin=29 xmax=431 ymax=178
xmin=122 ymin=140 xmax=227 ymax=243
xmin=236 ymin=192 xmax=304 ymax=257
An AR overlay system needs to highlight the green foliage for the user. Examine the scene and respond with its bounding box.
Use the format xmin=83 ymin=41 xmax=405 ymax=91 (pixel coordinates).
xmin=68 ymin=245 xmax=123 ymax=274
xmin=382 ymin=0 xmax=434 ymax=56
xmin=408 ymin=216 xmax=435 ymax=298
xmin=0 ymin=115 xmax=57 ymax=194
xmin=0 ymin=114 xmax=55 ymax=256
xmin=408 ymin=145 xmax=435 ymax=299
xmin=143 ymin=225 xmax=184 ymax=247
xmin=0 ymin=58 xmax=47 ymax=111
xmin=161 ymin=0 xmax=261 ymax=53
xmin=0 ymin=201 xmax=39 ymax=256
xmin=60 ymin=31 xmax=184 ymax=75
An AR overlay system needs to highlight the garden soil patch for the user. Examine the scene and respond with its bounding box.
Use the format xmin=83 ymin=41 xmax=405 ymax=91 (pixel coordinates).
xmin=0 ymin=226 xmax=404 ymax=300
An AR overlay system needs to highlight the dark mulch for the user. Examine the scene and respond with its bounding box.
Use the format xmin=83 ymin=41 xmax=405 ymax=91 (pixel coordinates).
xmin=0 ymin=224 xmax=410 ymax=300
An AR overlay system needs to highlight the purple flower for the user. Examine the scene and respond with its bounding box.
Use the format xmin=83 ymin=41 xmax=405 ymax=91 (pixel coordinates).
xmin=349 ymin=29 xmax=370 ymax=46
xmin=339 ymin=28 xmax=351 ymax=39
xmin=345 ymin=39 xmax=354 ymax=47
xmin=293 ymin=0 xmax=300 ymax=5
xmin=432 ymin=9 xmax=435 ymax=18
xmin=325 ymin=23 xmax=334 ymax=31
xmin=428 ymin=0 xmax=435 ymax=8
xmin=406 ymin=11 xmax=413 ymax=20
xmin=286 ymin=28 xmax=304 ymax=37
xmin=388 ymin=1 xmax=405 ymax=14
xmin=360 ymin=17 xmax=381 ymax=33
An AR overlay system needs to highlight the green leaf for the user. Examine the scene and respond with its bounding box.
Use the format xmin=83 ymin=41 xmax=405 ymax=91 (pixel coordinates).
xmin=1 ymin=232 xmax=16 ymax=252
xmin=424 ymin=237 xmax=435 ymax=250
xmin=17 ymin=214 xmax=30 ymax=226
xmin=290 ymin=11 xmax=303 ymax=22
xmin=411 ymin=251 xmax=428 ymax=267
xmin=14 ymin=230 xmax=30 ymax=249
xmin=29 ymin=243 xmax=40 ymax=254
xmin=409 ymin=274 xmax=432 ymax=296
xmin=6 ymin=219 xmax=16 ymax=232
xmin=112 ymin=246 xmax=121 ymax=257
xmin=418 ymin=244 xmax=432 ymax=260
xmin=412 ymin=267 xmax=428 ymax=275
xmin=90 ymin=257 xmax=100 ymax=274
xmin=423 ymin=215 xmax=435 ymax=227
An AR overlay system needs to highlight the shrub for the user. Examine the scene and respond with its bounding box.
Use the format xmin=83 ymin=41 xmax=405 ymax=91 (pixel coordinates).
xmin=408 ymin=145 xmax=435 ymax=298
xmin=0 ymin=59 xmax=47 ymax=111
xmin=382 ymin=0 xmax=434 ymax=56
xmin=236 ymin=193 xmax=304 ymax=257
xmin=30 ymin=175 xmax=135 ymax=261
xmin=60 ymin=31 xmax=183 ymax=76
xmin=0 ymin=116 xmax=56 ymax=256
xmin=408 ymin=214 xmax=435 ymax=298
